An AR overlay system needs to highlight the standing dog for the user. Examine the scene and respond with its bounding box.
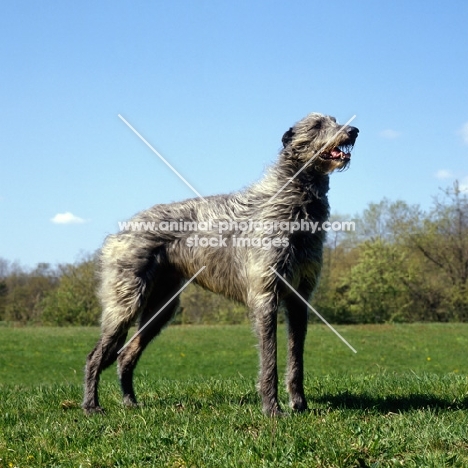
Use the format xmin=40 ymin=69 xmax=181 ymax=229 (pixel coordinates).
xmin=83 ymin=113 xmax=358 ymax=416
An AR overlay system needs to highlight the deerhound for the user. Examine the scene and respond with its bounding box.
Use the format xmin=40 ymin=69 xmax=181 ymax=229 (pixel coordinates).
xmin=83 ymin=113 xmax=358 ymax=416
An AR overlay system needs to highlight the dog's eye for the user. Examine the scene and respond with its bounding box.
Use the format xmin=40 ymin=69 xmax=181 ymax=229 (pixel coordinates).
xmin=310 ymin=122 xmax=322 ymax=130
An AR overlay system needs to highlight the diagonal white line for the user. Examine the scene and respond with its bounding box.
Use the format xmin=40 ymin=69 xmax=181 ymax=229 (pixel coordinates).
xmin=269 ymin=115 xmax=356 ymax=203
xmin=117 ymin=266 xmax=206 ymax=355
xmin=269 ymin=266 xmax=357 ymax=353
xmin=118 ymin=114 xmax=206 ymax=202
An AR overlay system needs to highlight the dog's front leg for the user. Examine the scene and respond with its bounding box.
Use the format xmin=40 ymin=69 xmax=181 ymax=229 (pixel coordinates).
xmin=255 ymin=302 xmax=282 ymax=416
xmin=284 ymin=290 xmax=310 ymax=412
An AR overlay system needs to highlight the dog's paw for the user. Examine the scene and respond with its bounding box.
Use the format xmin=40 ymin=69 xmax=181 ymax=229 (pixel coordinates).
xmin=290 ymin=397 xmax=308 ymax=412
xmin=82 ymin=405 xmax=106 ymax=416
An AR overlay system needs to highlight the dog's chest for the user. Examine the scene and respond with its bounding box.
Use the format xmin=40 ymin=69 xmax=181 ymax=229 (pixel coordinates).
xmin=284 ymin=196 xmax=329 ymax=283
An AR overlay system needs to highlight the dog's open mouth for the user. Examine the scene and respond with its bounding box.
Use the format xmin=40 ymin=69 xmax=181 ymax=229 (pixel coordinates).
xmin=321 ymin=145 xmax=353 ymax=161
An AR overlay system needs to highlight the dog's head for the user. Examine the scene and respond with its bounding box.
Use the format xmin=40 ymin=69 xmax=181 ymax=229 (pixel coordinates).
xmin=282 ymin=113 xmax=359 ymax=173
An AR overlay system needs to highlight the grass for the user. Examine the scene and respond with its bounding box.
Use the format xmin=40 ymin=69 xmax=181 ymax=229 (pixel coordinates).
xmin=1 ymin=324 xmax=468 ymax=467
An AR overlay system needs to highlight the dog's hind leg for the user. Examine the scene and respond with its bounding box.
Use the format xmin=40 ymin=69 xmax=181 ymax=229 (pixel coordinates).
xmin=283 ymin=284 xmax=312 ymax=412
xmin=83 ymin=323 xmax=129 ymax=414
xmin=83 ymin=275 xmax=149 ymax=414
xmin=83 ymin=242 xmax=159 ymax=414
xmin=117 ymin=273 xmax=183 ymax=407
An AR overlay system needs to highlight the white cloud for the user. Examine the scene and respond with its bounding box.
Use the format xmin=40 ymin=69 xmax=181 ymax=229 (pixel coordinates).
xmin=51 ymin=212 xmax=87 ymax=224
xmin=379 ymin=129 xmax=401 ymax=139
xmin=459 ymin=177 xmax=468 ymax=193
xmin=459 ymin=122 xmax=468 ymax=145
xmin=435 ymin=169 xmax=454 ymax=180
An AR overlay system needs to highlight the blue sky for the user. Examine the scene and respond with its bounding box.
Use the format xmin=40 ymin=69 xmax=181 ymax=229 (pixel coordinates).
xmin=1 ymin=1 xmax=467 ymax=268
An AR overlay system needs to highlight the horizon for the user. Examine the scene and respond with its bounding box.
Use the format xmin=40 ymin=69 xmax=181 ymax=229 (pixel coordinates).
xmin=1 ymin=1 xmax=467 ymax=267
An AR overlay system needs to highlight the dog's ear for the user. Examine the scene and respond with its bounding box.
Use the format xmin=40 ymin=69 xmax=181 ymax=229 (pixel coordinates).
xmin=282 ymin=127 xmax=294 ymax=147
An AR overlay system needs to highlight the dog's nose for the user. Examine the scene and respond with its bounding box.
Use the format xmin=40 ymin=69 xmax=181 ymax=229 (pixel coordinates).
xmin=346 ymin=126 xmax=359 ymax=139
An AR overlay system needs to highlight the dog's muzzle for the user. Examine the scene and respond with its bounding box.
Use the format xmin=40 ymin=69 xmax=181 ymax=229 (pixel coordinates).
xmin=322 ymin=126 xmax=359 ymax=161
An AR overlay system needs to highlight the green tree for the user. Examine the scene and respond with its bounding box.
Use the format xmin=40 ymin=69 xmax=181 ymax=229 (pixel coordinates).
xmin=338 ymin=240 xmax=410 ymax=323
xmin=407 ymin=182 xmax=468 ymax=320
xmin=41 ymin=258 xmax=100 ymax=326
xmin=3 ymin=263 xmax=57 ymax=324
xmin=0 ymin=258 xmax=8 ymax=320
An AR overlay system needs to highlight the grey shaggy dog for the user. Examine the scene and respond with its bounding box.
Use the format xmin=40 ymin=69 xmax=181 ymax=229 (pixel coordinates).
xmin=83 ymin=113 xmax=359 ymax=416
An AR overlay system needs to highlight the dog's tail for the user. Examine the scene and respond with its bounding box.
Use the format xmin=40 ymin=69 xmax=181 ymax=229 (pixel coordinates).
xmin=97 ymin=233 xmax=163 ymax=335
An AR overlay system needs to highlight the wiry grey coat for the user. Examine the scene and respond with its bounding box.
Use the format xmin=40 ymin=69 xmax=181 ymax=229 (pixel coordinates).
xmin=83 ymin=113 xmax=358 ymax=416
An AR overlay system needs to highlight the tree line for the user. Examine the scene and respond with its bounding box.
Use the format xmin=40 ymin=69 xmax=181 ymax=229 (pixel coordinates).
xmin=0 ymin=183 xmax=466 ymax=326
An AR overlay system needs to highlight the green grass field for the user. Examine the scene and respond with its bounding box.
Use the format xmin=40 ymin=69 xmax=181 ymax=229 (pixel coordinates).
xmin=1 ymin=324 xmax=468 ymax=467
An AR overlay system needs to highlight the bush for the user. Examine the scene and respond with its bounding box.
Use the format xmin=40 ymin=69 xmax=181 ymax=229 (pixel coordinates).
xmin=41 ymin=259 xmax=100 ymax=326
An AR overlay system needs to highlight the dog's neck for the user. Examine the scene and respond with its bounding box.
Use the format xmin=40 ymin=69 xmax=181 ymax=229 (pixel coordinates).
xmin=239 ymin=154 xmax=331 ymax=222
xmin=254 ymin=155 xmax=330 ymax=199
